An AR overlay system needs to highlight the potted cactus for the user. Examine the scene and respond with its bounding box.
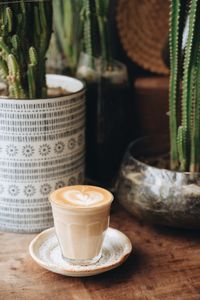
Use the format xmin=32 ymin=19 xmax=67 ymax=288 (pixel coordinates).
xmin=76 ymin=0 xmax=131 ymax=186
xmin=0 ymin=0 xmax=85 ymax=233
xmin=0 ymin=1 xmax=52 ymax=99
xmin=116 ymin=0 xmax=200 ymax=228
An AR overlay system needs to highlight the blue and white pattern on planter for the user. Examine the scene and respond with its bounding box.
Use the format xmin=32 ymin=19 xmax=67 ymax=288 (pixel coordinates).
xmin=6 ymin=145 xmax=18 ymax=157
xmin=22 ymin=145 xmax=35 ymax=157
xmin=0 ymin=75 xmax=85 ymax=233
xmin=39 ymin=144 xmax=51 ymax=157
xmin=55 ymin=181 xmax=66 ymax=190
xmin=24 ymin=185 xmax=36 ymax=197
xmin=54 ymin=142 xmax=65 ymax=154
xmin=68 ymin=138 xmax=76 ymax=150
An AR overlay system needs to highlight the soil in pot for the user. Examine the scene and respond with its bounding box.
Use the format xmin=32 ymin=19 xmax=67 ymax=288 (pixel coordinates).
xmin=0 ymin=82 xmax=70 ymax=99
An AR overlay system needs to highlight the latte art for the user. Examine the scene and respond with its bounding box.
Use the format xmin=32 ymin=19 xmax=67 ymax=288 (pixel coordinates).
xmin=50 ymin=185 xmax=114 ymax=264
xmin=50 ymin=185 xmax=113 ymax=208
xmin=63 ymin=190 xmax=104 ymax=206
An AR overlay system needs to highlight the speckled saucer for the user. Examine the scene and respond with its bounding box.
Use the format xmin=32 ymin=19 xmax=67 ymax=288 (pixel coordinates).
xmin=29 ymin=227 xmax=132 ymax=277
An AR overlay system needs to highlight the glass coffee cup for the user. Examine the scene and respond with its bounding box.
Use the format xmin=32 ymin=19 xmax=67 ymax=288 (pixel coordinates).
xmin=49 ymin=185 xmax=113 ymax=265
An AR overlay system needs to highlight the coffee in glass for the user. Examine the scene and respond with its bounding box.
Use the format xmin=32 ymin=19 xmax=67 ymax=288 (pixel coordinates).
xmin=50 ymin=185 xmax=113 ymax=265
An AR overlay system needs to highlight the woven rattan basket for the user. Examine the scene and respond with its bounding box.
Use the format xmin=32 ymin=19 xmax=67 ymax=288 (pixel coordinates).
xmin=116 ymin=0 xmax=169 ymax=74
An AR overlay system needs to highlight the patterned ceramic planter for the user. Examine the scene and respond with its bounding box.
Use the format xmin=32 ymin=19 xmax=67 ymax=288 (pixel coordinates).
xmin=0 ymin=74 xmax=85 ymax=233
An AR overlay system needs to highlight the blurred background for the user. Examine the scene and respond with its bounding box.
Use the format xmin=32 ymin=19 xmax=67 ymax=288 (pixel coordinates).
xmin=47 ymin=0 xmax=170 ymax=187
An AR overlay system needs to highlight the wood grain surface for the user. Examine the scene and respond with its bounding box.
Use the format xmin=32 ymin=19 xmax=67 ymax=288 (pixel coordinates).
xmin=0 ymin=203 xmax=200 ymax=300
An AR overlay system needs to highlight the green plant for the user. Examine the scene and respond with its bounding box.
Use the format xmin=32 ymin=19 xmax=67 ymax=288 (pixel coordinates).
xmin=81 ymin=0 xmax=93 ymax=61
xmin=0 ymin=0 xmax=52 ymax=99
xmin=53 ymin=0 xmax=82 ymax=75
xmin=169 ymin=0 xmax=200 ymax=172
xmin=81 ymin=0 xmax=111 ymax=68
xmin=95 ymin=0 xmax=111 ymax=66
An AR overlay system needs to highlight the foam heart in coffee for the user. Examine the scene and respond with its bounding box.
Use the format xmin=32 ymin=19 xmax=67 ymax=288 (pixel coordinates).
xmin=63 ymin=190 xmax=104 ymax=206
xmin=50 ymin=185 xmax=113 ymax=208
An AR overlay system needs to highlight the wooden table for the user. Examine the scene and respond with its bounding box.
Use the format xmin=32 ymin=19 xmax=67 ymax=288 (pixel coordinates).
xmin=1 ymin=204 xmax=200 ymax=300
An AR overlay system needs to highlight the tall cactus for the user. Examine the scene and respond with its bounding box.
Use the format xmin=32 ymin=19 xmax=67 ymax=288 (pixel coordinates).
xmin=53 ymin=0 xmax=111 ymax=74
xmin=169 ymin=0 xmax=200 ymax=172
xmin=0 ymin=0 xmax=52 ymax=99
xmin=95 ymin=0 xmax=111 ymax=67
xmin=169 ymin=0 xmax=183 ymax=170
xmin=53 ymin=0 xmax=82 ymax=75
xmin=81 ymin=0 xmax=111 ymax=68
xmin=81 ymin=0 xmax=95 ymax=67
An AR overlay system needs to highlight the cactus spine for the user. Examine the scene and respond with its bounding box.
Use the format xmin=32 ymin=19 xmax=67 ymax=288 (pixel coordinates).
xmin=0 ymin=0 xmax=52 ymax=99
xmin=169 ymin=0 xmax=200 ymax=172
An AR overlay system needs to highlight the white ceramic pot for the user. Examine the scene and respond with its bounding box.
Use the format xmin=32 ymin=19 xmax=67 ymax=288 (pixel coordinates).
xmin=0 ymin=74 xmax=85 ymax=233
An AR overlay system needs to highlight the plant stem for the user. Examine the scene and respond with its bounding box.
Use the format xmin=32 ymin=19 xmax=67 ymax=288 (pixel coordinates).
xmin=169 ymin=0 xmax=183 ymax=170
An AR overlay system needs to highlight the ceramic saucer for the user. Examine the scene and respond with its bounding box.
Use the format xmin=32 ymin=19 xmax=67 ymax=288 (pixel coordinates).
xmin=29 ymin=227 xmax=132 ymax=277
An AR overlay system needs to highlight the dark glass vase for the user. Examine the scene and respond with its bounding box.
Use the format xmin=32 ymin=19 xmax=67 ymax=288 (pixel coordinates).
xmin=77 ymin=53 xmax=132 ymax=186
